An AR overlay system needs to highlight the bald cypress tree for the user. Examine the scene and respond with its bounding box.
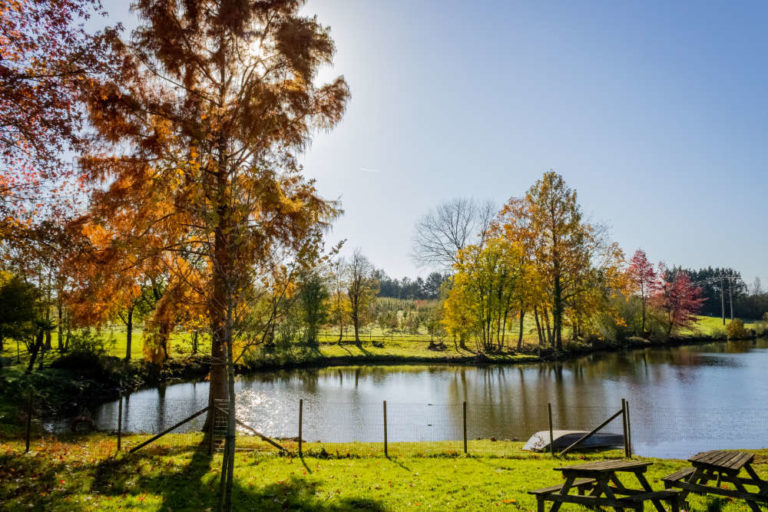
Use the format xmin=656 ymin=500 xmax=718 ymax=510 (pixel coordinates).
xmin=81 ymin=3 xmax=348 ymax=504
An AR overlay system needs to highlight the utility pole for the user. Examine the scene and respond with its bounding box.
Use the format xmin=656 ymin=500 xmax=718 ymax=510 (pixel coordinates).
xmin=721 ymin=276 xmax=726 ymax=325
xmin=728 ymin=276 xmax=734 ymax=321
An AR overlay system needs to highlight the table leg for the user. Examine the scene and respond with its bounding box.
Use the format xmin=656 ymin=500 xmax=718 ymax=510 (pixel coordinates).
xmin=610 ymin=474 xmax=628 ymax=492
xmin=677 ymin=468 xmax=708 ymax=500
xmin=744 ymin=464 xmax=768 ymax=495
xmin=728 ymin=474 xmax=761 ymax=512
xmin=594 ymin=474 xmax=625 ymax=512
xmin=550 ymin=476 xmax=576 ymax=512
xmin=635 ymin=472 xmax=666 ymax=512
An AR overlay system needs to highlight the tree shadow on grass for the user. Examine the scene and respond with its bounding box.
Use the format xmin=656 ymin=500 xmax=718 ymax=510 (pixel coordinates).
xmin=93 ymin=448 xmax=388 ymax=511
xmin=233 ymin=475 xmax=387 ymax=511
xmin=0 ymin=451 xmax=92 ymax=511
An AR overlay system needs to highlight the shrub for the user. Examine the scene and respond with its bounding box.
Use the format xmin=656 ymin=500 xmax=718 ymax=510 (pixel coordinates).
xmin=66 ymin=328 xmax=108 ymax=355
xmin=726 ymin=319 xmax=748 ymax=339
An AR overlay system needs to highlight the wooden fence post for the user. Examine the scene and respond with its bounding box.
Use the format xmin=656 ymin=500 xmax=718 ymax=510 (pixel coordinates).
xmin=621 ymin=399 xmax=630 ymax=457
xmin=298 ymin=399 xmax=303 ymax=457
xmin=625 ymin=400 xmax=632 ymax=457
xmin=463 ymin=401 xmax=467 ymax=455
xmin=548 ymin=403 xmax=555 ymax=457
xmin=117 ymin=391 xmax=123 ymax=452
xmin=383 ymin=400 xmax=388 ymax=458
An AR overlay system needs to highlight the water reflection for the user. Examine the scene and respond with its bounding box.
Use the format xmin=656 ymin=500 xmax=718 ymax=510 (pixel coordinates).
xmin=87 ymin=339 xmax=768 ymax=458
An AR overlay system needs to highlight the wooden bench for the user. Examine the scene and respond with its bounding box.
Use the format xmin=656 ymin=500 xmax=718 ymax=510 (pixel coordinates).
xmin=529 ymin=478 xmax=596 ymax=511
xmin=662 ymin=467 xmax=695 ymax=489
xmin=530 ymin=478 xmax=597 ymax=496
xmin=619 ymin=490 xmax=682 ymax=512
xmin=663 ymin=450 xmax=768 ymax=512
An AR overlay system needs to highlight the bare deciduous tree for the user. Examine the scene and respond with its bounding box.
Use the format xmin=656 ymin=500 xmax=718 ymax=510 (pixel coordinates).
xmin=346 ymin=250 xmax=379 ymax=345
xmin=412 ymin=198 xmax=496 ymax=269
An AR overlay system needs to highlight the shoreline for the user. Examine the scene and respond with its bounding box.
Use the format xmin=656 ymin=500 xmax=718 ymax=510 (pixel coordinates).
xmin=1 ymin=333 xmax=760 ymax=434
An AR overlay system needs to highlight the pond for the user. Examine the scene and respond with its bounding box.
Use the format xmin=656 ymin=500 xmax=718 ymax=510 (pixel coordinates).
xmin=85 ymin=339 xmax=768 ymax=458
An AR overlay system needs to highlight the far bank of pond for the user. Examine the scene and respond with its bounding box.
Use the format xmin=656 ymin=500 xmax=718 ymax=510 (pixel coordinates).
xmin=81 ymin=338 xmax=768 ymax=459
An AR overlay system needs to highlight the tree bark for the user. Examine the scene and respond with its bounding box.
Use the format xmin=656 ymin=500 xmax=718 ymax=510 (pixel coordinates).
xmin=543 ymin=308 xmax=552 ymax=346
xmin=125 ymin=306 xmax=134 ymax=361
xmin=533 ymin=306 xmax=543 ymax=349
xmin=552 ymin=269 xmax=563 ymax=350
xmin=204 ymin=214 xmax=230 ymax=441
xmin=517 ymin=308 xmax=525 ymax=351
xmin=57 ymin=300 xmax=64 ymax=353
xmin=26 ymin=329 xmax=45 ymax=374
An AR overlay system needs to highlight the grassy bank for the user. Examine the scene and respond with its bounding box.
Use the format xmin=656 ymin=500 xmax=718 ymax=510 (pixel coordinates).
xmin=0 ymin=435 xmax=764 ymax=511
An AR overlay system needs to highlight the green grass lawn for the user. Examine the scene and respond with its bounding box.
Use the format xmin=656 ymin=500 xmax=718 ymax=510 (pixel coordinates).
xmin=0 ymin=435 xmax=763 ymax=511
xmin=682 ymin=315 xmax=764 ymax=336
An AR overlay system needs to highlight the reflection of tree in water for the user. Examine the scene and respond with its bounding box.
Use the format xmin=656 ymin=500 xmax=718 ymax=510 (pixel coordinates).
xmin=156 ymin=385 xmax=166 ymax=432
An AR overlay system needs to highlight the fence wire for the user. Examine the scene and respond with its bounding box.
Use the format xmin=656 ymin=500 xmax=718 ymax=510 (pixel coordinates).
xmin=15 ymin=395 xmax=768 ymax=460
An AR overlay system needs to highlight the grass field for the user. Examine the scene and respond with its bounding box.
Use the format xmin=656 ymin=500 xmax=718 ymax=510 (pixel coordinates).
xmin=2 ymin=315 xmax=764 ymax=372
xmin=0 ymin=435 xmax=763 ymax=511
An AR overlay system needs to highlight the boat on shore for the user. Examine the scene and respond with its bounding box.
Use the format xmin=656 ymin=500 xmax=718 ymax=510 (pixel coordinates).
xmin=523 ymin=430 xmax=624 ymax=452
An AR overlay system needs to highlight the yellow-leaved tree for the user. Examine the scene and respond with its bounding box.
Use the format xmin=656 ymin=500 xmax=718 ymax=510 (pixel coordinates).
xmin=443 ymin=237 xmax=525 ymax=352
xmin=495 ymin=172 xmax=625 ymax=350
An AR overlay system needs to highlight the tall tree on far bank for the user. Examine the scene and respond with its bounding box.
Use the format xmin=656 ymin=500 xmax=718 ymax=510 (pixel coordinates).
xmin=80 ymin=1 xmax=348 ymax=508
xmin=346 ymin=250 xmax=378 ymax=345
xmin=627 ymin=249 xmax=658 ymax=336
xmin=526 ymin=172 xmax=593 ymax=350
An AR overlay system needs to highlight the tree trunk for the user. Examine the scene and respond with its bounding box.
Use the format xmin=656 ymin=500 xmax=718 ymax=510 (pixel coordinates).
xmin=192 ymin=330 xmax=199 ymax=355
xmin=26 ymin=329 xmax=45 ymax=374
xmin=543 ymin=308 xmax=552 ymax=347
xmin=553 ymin=271 xmax=563 ymax=350
xmin=517 ymin=308 xmax=525 ymax=351
xmin=219 ymin=301 xmax=237 ymax=512
xmin=500 ymin=309 xmax=509 ymax=351
xmin=57 ymin=301 xmax=64 ymax=353
xmin=204 ymin=220 xmax=230 ymax=440
xmin=533 ymin=306 xmax=543 ymax=349
xmin=125 ymin=306 xmax=134 ymax=361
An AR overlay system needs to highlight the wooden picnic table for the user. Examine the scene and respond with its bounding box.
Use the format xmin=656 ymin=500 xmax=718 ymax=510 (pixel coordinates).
xmin=663 ymin=450 xmax=768 ymax=512
xmin=530 ymin=459 xmax=681 ymax=512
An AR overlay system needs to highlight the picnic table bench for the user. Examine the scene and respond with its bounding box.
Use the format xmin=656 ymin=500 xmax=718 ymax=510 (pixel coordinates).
xmin=529 ymin=459 xmax=681 ymax=512
xmin=663 ymin=450 xmax=768 ymax=512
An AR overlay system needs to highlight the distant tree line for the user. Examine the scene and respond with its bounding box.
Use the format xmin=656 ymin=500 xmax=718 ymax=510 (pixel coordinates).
xmin=376 ymin=272 xmax=449 ymax=300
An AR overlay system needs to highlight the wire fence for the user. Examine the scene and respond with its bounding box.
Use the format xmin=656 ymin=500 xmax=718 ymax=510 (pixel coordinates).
xmin=15 ymin=393 xmax=768 ymax=461
xmin=16 ymin=395 xmax=631 ymax=459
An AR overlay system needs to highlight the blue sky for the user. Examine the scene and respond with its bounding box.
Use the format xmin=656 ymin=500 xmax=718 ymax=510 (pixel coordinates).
xmin=103 ymin=1 xmax=768 ymax=284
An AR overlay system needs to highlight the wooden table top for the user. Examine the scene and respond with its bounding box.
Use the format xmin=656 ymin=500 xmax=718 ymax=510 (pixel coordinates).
xmin=689 ymin=450 xmax=754 ymax=471
xmin=555 ymin=460 xmax=652 ymax=473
